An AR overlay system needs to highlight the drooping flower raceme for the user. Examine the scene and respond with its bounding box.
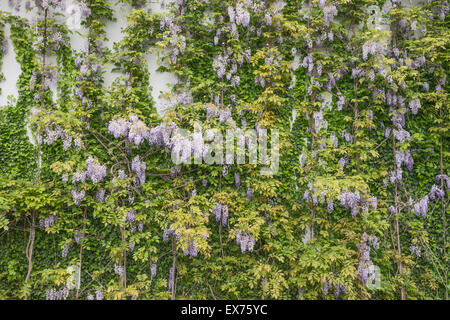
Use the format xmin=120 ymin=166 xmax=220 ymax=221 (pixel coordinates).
xmin=131 ymin=155 xmax=146 ymax=187
xmin=86 ymin=156 xmax=106 ymax=184
xmin=236 ymin=230 xmax=256 ymax=253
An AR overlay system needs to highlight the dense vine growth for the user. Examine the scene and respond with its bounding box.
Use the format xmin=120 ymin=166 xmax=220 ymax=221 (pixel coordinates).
xmin=0 ymin=0 xmax=448 ymax=300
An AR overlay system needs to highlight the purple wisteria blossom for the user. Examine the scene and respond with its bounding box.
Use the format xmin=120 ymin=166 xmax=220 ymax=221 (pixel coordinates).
xmin=435 ymin=174 xmax=450 ymax=189
xmin=414 ymin=195 xmax=429 ymax=218
xmin=429 ymin=184 xmax=445 ymax=200
xmin=86 ymin=156 xmax=106 ymax=183
xmin=39 ymin=215 xmax=58 ymax=229
xmin=236 ymin=230 xmax=256 ymax=253
xmin=114 ymin=264 xmax=125 ymax=277
xmin=410 ymin=245 xmax=421 ymax=257
xmin=131 ymin=155 xmax=146 ymax=187
xmin=108 ymin=118 xmax=129 ymax=139
xmin=71 ymin=188 xmax=85 ymax=206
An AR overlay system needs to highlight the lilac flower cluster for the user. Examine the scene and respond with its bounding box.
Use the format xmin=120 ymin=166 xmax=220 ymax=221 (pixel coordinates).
xmin=357 ymin=240 xmax=375 ymax=285
xmin=72 ymin=171 xmax=87 ymax=184
xmin=409 ymin=245 xmax=421 ymax=257
xmin=51 ymin=32 xmax=64 ymax=50
xmin=264 ymin=13 xmax=272 ymax=26
xmin=222 ymin=165 xmax=229 ymax=178
xmin=234 ymin=173 xmax=241 ymax=188
xmin=393 ymin=128 xmax=410 ymax=143
xmin=409 ymin=98 xmax=421 ymax=115
xmin=160 ymin=16 xmax=186 ymax=64
xmin=114 ymin=264 xmax=125 ymax=278
xmin=414 ymin=195 xmax=429 ymax=218
xmin=62 ymin=244 xmax=70 ymax=258
xmin=131 ymin=155 xmax=146 ymax=187
xmin=255 ymin=75 xmax=266 ymax=88
xmin=43 ymin=126 xmax=73 ymax=151
xmin=333 ymin=283 xmax=347 ymax=298
xmin=39 ymin=214 xmax=58 ymax=229
xmin=321 ymin=278 xmax=331 ymax=295
xmin=168 ymin=267 xmax=175 ymax=291
xmin=213 ymin=54 xmax=231 ymax=80
xmin=151 ymin=264 xmax=157 ymax=278
xmin=313 ymin=111 xmax=328 ymax=132
xmin=395 ymin=150 xmax=414 ymax=172
xmin=389 ymin=205 xmax=396 ymax=215
xmin=329 ymin=135 xmax=338 ymax=148
xmin=429 ymin=184 xmax=445 ymax=200
xmin=301 ymin=52 xmax=315 ymax=74
xmin=95 ymin=290 xmax=103 ymax=300
xmin=128 ymin=116 xmax=150 ymax=145
xmin=337 ymin=94 xmax=346 ymax=111
xmin=108 ymin=118 xmax=129 ymax=139
xmin=149 ymin=123 xmax=177 ymax=149
xmin=205 ymin=105 xmax=232 ymax=123
xmin=88 ymin=289 xmax=104 ymax=300
xmin=303 ymin=188 xmax=318 ymax=207
xmin=340 ymin=131 xmax=353 ymax=143
xmin=389 ymin=168 xmax=403 ymax=184
xmin=338 ymin=157 xmax=349 ymax=169
xmin=363 ymin=233 xmax=380 ymax=249
xmin=327 ymin=201 xmax=334 ymax=213
xmin=96 ymin=189 xmax=105 ymax=203
xmin=108 ymin=115 xmax=151 ymax=146
xmin=171 ymin=134 xmax=192 ymax=164
xmin=236 ymin=230 xmax=256 ymax=253
xmin=435 ymin=174 xmax=450 ymax=189
xmin=125 ymin=209 xmax=137 ymax=223
xmin=434 ymin=1 xmax=449 ymax=20
xmin=339 ymin=191 xmax=361 ymax=217
xmin=233 ymin=3 xmax=251 ymax=27
xmin=323 ymin=5 xmax=338 ymax=24
xmin=213 ymin=203 xmax=229 ymax=226
xmin=362 ymin=41 xmax=387 ymax=61
xmin=46 ymin=285 xmax=70 ymax=300
xmin=386 ymin=91 xmax=403 ymax=107
xmin=34 ymin=0 xmax=66 ymax=11
xmin=71 ymin=188 xmax=86 ymax=206
xmin=163 ymin=228 xmax=179 ymax=243
xmin=351 ymin=68 xmax=364 ymax=79
xmin=86 ymin=157 xmax=106 ymax=184
xmin=322 ymin=278 xmax=347 ymax=298
xmin=339 ymin=191 xmax=377 ymax=217
xmin=182 ymin=240 xmax=198 ymax=257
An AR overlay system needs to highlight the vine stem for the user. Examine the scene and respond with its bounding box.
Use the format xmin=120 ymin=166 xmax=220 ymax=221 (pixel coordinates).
xmin=24 ymin=211 xmax=35 ymax=292
xmin=25 ymin=8 xmax=49 ymax=299
xmin=439 ymin=107 xmax=448 ymax=300
xmin=76 ymin=207 xmax=87 ymax=299
xmin=171 ymin=235 xmax=177 ymax=300
xmin=392 ymin=134 xmax=406 ymax=300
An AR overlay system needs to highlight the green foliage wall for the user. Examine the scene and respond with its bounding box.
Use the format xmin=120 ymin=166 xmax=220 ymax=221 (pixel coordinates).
xmin=0 ymin=0 xmax=448 ymax=300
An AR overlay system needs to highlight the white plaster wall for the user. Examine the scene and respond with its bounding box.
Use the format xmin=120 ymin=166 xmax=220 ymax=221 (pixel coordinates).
xmin=0 ymin=0 xmax=177 ymax=114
